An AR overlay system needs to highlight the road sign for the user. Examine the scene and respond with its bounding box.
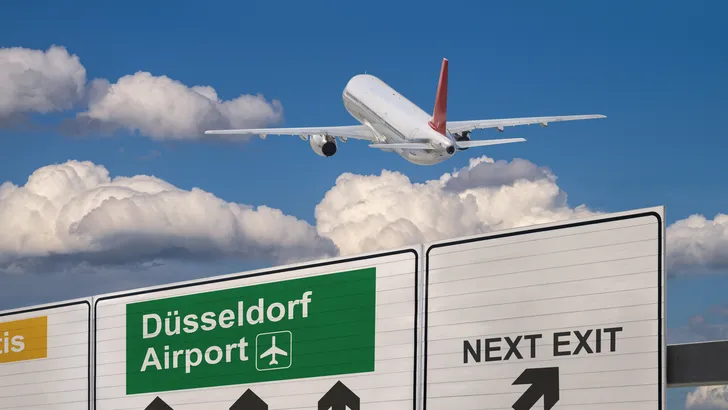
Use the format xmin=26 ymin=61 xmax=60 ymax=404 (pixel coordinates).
xmin=423 ymin=208 xmax=666 ymax=410
xmin=95 ymin=248 xmax=420 ymax=410
xmin=0 ymin=299 xmax=91 ymax=410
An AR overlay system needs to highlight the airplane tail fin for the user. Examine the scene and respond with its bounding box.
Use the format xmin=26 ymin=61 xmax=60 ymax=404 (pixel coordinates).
xmin=428 ymin=58 xmax=448 ymax=135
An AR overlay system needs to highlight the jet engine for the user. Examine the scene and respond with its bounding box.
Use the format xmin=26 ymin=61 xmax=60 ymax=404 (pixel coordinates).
xmin=453 ymin=130 xmax=471 ymax=150
xmin=309 ymin=134 xmax=337 ymax=157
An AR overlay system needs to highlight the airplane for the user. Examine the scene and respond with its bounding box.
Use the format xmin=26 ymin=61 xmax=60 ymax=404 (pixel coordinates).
xmin=204 ymin=58 xmax=606 ymax=166
xmin=260 ymin=336 xmax=287 ymax=366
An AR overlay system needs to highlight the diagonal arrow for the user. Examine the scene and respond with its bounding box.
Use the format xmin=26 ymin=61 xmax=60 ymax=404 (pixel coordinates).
xmin=230 ymin=389 xmax=268 ymax=410
xmin=318 ymin=380 xmax=360 ymax=410
xmin=512 ymin=367 xmax=560 ymax=410
xmin=145 ymin=397 xmax=174 ymax=410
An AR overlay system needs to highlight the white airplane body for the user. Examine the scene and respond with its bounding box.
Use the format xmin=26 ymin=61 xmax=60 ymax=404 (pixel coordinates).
xmin=260 ymin=336 xmax=287 ymax=366
xmin=205 ymin=59 xmax=605 ymax=166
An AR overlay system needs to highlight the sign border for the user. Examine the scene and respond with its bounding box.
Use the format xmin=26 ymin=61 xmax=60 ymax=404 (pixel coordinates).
xmin=422 ymin=210 xmax=665 ymax=410
xmin=93 ymin=248 xmax=420 ymax=409
xmin=0 ymin=299 xmax=92 ymax=410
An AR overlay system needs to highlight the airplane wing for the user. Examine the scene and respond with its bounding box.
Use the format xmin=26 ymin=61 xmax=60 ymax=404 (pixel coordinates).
xmin=447 ymin=114 xmax=606 ymax=134
xmin=455 ymin=138 xmax=526 ymax=149
xmin=260 ymin=346 xmax=288 ymax=358
xmin=204 ymin=125 xmax=375 ymax=141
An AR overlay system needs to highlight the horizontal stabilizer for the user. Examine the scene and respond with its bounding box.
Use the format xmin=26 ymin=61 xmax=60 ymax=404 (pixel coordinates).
xmin=456 ymin=138 xmax=526 ymax=149
xmin=369 ymin=142 xmax=433 ymax=150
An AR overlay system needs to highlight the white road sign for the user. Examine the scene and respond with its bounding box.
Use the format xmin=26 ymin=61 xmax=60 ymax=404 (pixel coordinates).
xmin=94 ymin=248 xmax=420 ymax=410
xmin=423 ymin=208 xmax=665 ymax=410
xmin=0 ymin=299 xmax=91 ymax=410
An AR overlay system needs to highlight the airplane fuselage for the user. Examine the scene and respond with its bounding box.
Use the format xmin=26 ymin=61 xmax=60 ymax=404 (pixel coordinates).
xmin=342 ymin=74 xmax=456 ymax=166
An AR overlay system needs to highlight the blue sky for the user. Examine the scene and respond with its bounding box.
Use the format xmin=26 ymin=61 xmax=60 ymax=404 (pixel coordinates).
xmin=2 ymin=0 xmax=726 ymax=223
xmin=1 ymin=1 xmax=727 ymax=408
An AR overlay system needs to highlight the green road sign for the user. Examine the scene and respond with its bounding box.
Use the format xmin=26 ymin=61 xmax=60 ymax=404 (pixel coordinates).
xmin=125 ymin=267 xmax=376 ymax=394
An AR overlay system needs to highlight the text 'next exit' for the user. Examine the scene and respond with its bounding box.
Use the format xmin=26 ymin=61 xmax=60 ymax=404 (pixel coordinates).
xmin=463 ymin=327 xmax=624 ymax=364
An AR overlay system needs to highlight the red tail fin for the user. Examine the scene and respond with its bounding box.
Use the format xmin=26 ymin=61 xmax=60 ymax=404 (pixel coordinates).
xmin=428 ymin=58 xmax=448 ymax=135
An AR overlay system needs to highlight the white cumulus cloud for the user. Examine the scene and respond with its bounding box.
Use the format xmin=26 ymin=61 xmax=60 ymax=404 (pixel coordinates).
xmin=666 ymin=213 xmax=728 ymax=274
xmin=687 ymin=385 xmax=728 ymax=409
xmin=315 ymin=156 xmax=599 ymax=256
xmin=0 ymin=45 xmax=86 ymax=119
xmin=70 ymin=72 xmax=283 ymax=139
xmin=0 ymin=160 xmax=337 ymax=273
xmin=315 ymin=156 xmax=728 ymax=275
xmin=0 ymin=45 xmax=283 ymax=138
xmin=2 ymin=155 xmax=727 ymax=277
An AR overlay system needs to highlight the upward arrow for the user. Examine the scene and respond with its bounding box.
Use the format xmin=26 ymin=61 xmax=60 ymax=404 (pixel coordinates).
xmin=230 ymin=389 xmax=268 ymax=410
xmin=145 ymin=397 xmax=174 ymax=410
xmin=512 ymin=367 xmax=560 ymax=410
xmin=318 ymin=381 xmax=360 ymax=410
